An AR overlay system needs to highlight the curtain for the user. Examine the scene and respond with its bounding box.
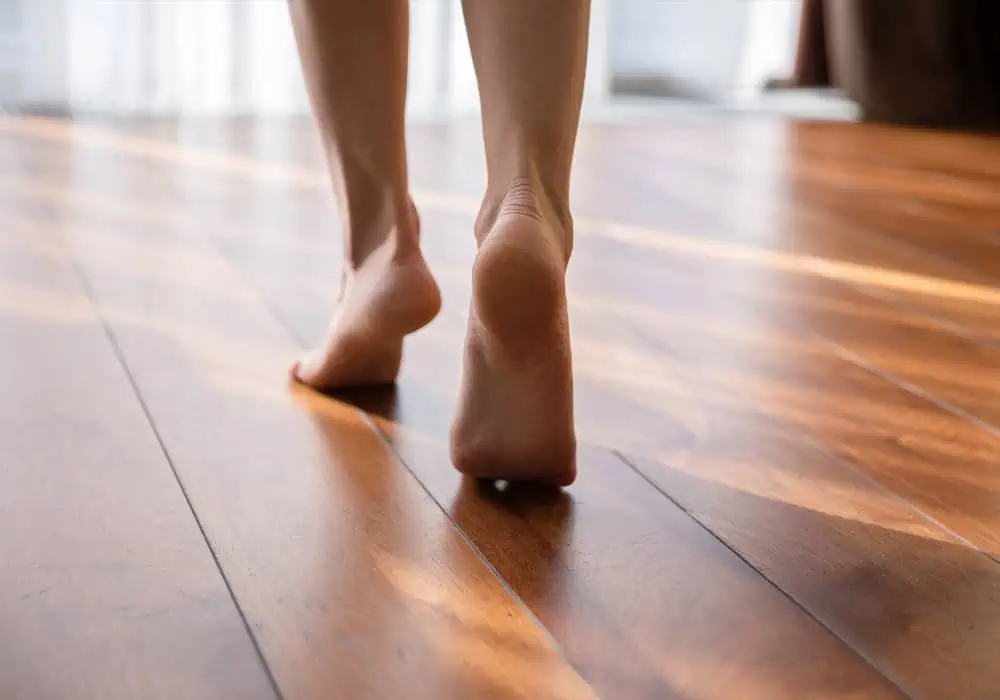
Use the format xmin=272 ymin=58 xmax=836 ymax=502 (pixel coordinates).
xmin=5 ymin=0 xmax=615 ymax=118
xmin=66 ymin=1 xmax=308 ymax=115
xmin=7 ymin=0 xmax=473 ymax=117
xmin=788 ymin=0 xmax=1000 ymax=128
xmin=6 ymin=0 xmax=811 ymax=119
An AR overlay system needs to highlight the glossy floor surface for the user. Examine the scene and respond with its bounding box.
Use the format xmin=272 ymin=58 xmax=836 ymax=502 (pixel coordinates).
xmin=2 ymin=113 xmax=1000 ymax=700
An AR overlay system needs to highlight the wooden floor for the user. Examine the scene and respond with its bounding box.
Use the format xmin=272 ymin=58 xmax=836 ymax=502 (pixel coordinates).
xmin=2 ymin=111 xmax=1000 ymax=700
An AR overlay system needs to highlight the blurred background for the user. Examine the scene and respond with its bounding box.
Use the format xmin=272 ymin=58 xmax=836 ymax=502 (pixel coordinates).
xmin=0 ymin=0 xmax=855 ymax=122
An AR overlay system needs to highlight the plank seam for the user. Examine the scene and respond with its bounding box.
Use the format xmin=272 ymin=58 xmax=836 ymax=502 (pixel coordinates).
xmin=137 ymin=180 xmax=604 ymax=698
xmin=56 ymin=244 xmax=289 ymax=700
xmin=248 ymin=290 xmax=602 ymax=699
xmin=814 ymin=338 xmax=1000 ymax=565
xmin=610 ymin=449 xmax=914 ymax=700
xmin=618 ymin=304 xmax=1000 ymax=571
xmin=361 ymin=412 xmax=602 ymax=699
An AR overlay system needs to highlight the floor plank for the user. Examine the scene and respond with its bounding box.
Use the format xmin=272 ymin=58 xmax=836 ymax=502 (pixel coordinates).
xmin=587 ymin=126 xmax=1000 ymax=288
xmin=357 ymin=325 xmax=906 ymax=700
xmin=351 ymin=251 xmax=1000 ymax=700
xmin=0 ymin=193 xmax=279 ymax=700
xmin=124 ymin=116 xmax=1000 ymax=699
xmin=0 ymin=115 xmax=909 ymax=700
xmin=558 ymin=232 xmax=1000 ymax=697
xmin=578 ymin=234 xmax=1000 ymax=558
xmin=227 ymin=207 xmax=1000 ymax=698
xmin=0 ymin=175 xmax=593 ymax=698
xmin=5 ymin=113 xmax=1000 ymax=699
xmin=150 ymin=163 xmax=910 ymax=697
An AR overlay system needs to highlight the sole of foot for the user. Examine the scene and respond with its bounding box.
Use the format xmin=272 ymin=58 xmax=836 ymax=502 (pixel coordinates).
xmin=450 ymin=211 xmax=577 ymax=487
xmin=292 ymin=243 xmax=441 ymax=390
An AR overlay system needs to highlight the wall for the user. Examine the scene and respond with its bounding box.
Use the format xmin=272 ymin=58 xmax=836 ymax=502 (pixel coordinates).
xmin=11 ymin=0 xmax=68 ymax=107
xmin=610 ymin=0 xmax=801 ymax=101
xmin=734 ymin=0 xmax=802 ymax=101
xmin=0 ymin=0 xmax=22 ymax=103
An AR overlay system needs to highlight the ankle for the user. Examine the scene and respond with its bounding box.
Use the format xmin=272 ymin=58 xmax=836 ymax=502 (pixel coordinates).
xmin=475 ymin=176 xmax=574 ymax=261
xmin=345 ymin=195 xmax=421 ymax=271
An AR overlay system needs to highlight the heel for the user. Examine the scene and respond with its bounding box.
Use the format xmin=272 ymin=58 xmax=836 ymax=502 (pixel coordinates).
xmin=472 ymin=214 xmax=565 ymax=345
xmin=382 ymin=258 xmax=442 ymax=335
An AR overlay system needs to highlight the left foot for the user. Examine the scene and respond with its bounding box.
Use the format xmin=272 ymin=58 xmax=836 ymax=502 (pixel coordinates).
xmin=292 ymin=237 xmax=441 ymax=390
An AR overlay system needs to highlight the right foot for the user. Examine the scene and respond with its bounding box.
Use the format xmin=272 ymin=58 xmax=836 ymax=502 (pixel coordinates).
xmin=292 ymin=238 xmax=441 ymax=390
xmin=450 ymin=194 xmax=577 ymax=486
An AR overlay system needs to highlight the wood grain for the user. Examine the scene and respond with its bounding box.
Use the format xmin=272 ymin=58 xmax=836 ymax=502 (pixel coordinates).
xmin=0 ymin=200 xmax=278 ymax=700
xmin=27 ymin=133 xmax=909 ymax=697
xmin=165 ymin=117 xmax=1000 ymax=699
xmin=362 ymin=244 xmax=1000 ymax=700
xmin=4 ymin=112 xmax=1000 ymax=699
xmin=574 ymin=230 xmax=1000 ymax=558
xmin=0 ymin=154 xmax=593 ymax=698
xmin=359 ymin=321 xmax=906 ymax=700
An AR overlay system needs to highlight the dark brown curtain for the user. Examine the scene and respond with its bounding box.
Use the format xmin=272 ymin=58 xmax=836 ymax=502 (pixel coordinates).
xmin=787 ymin=0 xmax=1000 ymax=129
xmin=789 ymin=0 xmax=831 ymax=88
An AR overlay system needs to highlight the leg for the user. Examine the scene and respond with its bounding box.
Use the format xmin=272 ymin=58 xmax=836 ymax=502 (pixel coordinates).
xmin=450 ymin=0 xmax=590 ymax=485
xmin=288 ymin=0 xmax=441 ymax=388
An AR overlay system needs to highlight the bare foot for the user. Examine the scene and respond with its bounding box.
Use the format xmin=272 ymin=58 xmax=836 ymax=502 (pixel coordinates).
xmin=450 ymin=203 xmax=577 ymax=486
xmin=292 ymin=238 xmax=441 ymax=389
